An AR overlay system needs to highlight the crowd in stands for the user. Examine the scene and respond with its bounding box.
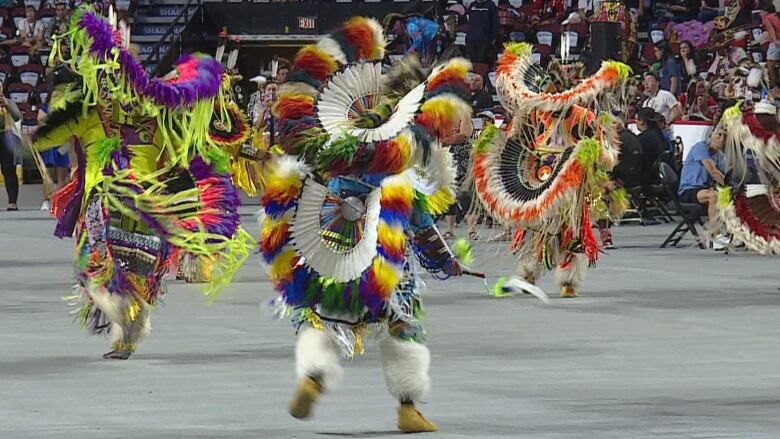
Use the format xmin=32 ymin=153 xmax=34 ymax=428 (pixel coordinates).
xmin=4 ymin=0 xmax=780 ymax=252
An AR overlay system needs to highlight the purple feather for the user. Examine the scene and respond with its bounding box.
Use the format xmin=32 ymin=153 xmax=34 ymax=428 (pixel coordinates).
xmin=78 ymin=10 xmax=223 ymax=109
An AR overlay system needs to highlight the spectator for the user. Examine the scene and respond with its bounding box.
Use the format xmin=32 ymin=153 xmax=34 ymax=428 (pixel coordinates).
xmin=667 ymin=0 xmax=693 ymax=22
xmin=0 ymin=85 xmax=21 ymax=211
xmin=469 ymin=73 xmax=493 ymax=112
xmin=19 ymin=6 xmax=46 ymax=48
xmin=612 ymin=115 xmax=643 ymax=188
xmin=761 ymin=0 xmax=780 ymax=88
xmin=677 ymin=126 xmax=728 ymax=248
xmin=275 ymin=58 xmax=291 ymax=83
xmin=47 ymin=2 xmax=70 ymax=47
xmin=532 ymin=0 xmax=568 ymax=24
xmin=678 ymin=41 xmax=699 ymax=85
xmin=623 ymin=0 xmax=645 ymax=18
xmin=247 ymin=75 xmax=267 ymax=126
xmin=641 ymin=72 xmax=683 ymax=124
xmin=698 ymin=0 xmax=722 ymax=22
xmin=655 ymin=42 xmax=683 ymax=95
xmin=679 ymin=80 xmax=719 ymax=120
xmin=37 ymin=105 xmax=70 ymax=211
xmin=465 ymin=0 xmax=499 ymax=66
xmin=442 ymin=113 xmax=477 ymax=240
xmin=636 ymin=108 xmax=668 ymax=188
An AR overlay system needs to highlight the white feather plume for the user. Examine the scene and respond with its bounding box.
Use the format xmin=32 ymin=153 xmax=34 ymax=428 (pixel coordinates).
xmin=502 ymin=276 xmax=550 ymax=304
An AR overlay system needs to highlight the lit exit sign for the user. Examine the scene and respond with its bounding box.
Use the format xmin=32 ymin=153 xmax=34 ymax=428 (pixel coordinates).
xmin=298 ymin=17 xmax=316 ymax=31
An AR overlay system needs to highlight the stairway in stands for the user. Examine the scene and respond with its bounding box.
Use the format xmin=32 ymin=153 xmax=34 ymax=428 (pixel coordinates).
xmin=131 ymin=0 xmax=199 ymax=74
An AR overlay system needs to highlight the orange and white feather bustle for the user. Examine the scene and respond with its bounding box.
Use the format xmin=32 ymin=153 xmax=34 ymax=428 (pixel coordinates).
xmin=495 ymin=43 xmax=632 ymax=114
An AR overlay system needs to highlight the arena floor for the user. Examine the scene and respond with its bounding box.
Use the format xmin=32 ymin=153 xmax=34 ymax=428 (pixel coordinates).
xmin=2 ymin=186 xmax=780 ymax=438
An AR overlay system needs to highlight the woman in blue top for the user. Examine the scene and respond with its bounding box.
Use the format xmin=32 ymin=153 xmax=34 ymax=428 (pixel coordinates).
xmin=38 ymin=97 xmax=72 ymax=211
xmin=655 ymin=42 xmax=683 ymax=96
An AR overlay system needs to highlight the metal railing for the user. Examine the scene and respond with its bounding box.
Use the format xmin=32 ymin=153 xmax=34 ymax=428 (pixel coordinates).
xmin=144 ymin=0 xmax=202 ymax=77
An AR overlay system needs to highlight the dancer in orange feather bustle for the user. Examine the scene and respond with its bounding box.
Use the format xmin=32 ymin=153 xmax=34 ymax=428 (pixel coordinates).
xmin=260 ymin=17 xmax=473 ymax=433
xmin=473 ymin=44 xmax=630 ymax=299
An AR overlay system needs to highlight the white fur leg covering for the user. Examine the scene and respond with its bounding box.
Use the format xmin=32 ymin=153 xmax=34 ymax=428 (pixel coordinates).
xmin=87 ymin=286 xmax=128 ymax=329
xmin=295 ymin=326 xmax=343 ymax=392
xmin=379 ymin=337 xmax=431 ymax=404
xmin=109 ymin=321 xmax=126 ymax=346
xmin=126 ymin=303 xmax=152 ymax=347
xmin=515 ymin=256 xmax=542 ymax=282
xmin=554 ymin=252 xmax=588 ymax=288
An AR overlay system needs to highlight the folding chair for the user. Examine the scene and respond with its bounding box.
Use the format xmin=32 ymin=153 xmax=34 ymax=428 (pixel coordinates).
xmin=658 ymin=162 xmax=706 ymax=249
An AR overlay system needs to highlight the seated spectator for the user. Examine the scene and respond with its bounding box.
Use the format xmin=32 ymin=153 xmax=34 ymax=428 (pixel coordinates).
xmin=641 ymin=71 xmax=683 ymax=124
xmin=47 ymin=2 xmax=70 ymax=47
xmin=655 ymin=41 xmax=683 ymax=95
xmin=667 ymin=0 xmax=693 ymax=22
xmin=635 ymin=108 xmax=668 ymax=187
xmin=19 ymin=6 xmax=46 ymax=48
xmin=677 ymin=126 xmax=727 ymax=248
xmin=612 ymin=115 xmax=643 ymax=188
xmin=678 ymin=41 xmax=699 ymax=85
xmin=469 ymin=73 xmax=493 ymax=112
xmin=679 ymin=80 xmax=719 ymax=120
xmin=698 ymin=0 xmax=721 ymax=22
xmin=531 ymin=0 xmax=567 ymax=25
xmin=466 ymin=0 xmax=499 ymax=66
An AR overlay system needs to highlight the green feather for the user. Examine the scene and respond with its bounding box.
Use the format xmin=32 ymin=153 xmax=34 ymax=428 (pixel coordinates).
xmin=452 ymin=238 xmax=473 ymax=267
xmin=203 ymin=146 xmax=230 ymax=174
xmin=473 ymin=124 xmax=499 ymax=154
xmin=92 ymin=136 xmax=121 ymax=169
xmin=316 ymin=134 xmax=361 ymax=170
xmin=491 ymin=277 xmax=513 ymax=298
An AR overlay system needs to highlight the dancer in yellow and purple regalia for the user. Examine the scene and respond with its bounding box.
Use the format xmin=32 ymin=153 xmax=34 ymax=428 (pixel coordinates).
xmin=259 ymin=17 xmax=474 ymax=433
xmin=34 ymin=7 xmax=254 ymax=359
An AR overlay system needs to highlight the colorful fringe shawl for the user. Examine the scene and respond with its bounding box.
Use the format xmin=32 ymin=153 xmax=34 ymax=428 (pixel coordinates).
xmin=37 ymin=8 xmax=253 ymax=302
xmin=50 ymin=7 xmax=225 ymax=167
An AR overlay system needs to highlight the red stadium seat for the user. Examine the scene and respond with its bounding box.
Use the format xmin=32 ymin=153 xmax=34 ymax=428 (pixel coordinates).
xmin=0 ymin=8 xmax=9 ymax=29
xmin=7 ymin=82 xmax=33 ymax=104
xmin=10 ymin=46 xmax=30 ymax=68
xmin=18 ymin=63 xmax=44 ymax=86
xmin=0 ymin=63 xmax=11 ymax=85
xmin=16 ymin=102 xmax=31 ymax=113
xmin=11 ymin=7 xmax=26 ymax=30
xmin=34 ymin=82 xmax=49 ymax=105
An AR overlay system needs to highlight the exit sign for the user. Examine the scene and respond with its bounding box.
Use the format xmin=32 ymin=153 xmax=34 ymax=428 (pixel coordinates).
xmin=298 ymin=16 xmax=316 ymax=31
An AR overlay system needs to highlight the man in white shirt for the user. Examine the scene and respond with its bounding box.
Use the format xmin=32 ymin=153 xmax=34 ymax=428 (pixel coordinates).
xmin=19 ymin=5 xmax=45 ymax=47
xmin=641 ymin=71 xmax=682 ymax=124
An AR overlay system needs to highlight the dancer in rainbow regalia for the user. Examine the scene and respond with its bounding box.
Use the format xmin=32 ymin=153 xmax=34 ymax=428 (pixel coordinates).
xmin=473 ymin=43 xmax=630 ymax=298
xmin=34 ymin=7 xmax=253 ymax=359
xmin=259 ymin=17 xmax=472 ymax=433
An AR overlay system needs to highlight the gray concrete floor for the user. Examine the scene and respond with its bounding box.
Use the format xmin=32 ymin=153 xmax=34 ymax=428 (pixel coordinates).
xmin=2 ymin=185 xmax=780 ymax=438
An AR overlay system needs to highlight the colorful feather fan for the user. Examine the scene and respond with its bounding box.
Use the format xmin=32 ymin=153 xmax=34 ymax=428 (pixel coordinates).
xmin=261 ymin=17 xmax=471 ymax=319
